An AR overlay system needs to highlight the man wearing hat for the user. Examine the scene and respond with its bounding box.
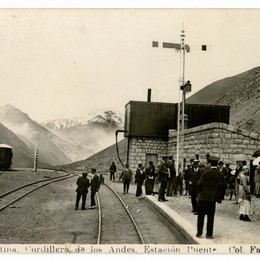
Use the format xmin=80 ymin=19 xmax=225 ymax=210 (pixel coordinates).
xmin=135 ymin=163 xmax=145 ymax=197
xmin=89 ymin=168 xmax=101 ymax=209
xmin=145 ymin=161 xmax=156 ymax=195
xmin=119 ymin=163 xmax=133 ymax=194
xmin=218 ymin=160 xmax=228 ymax=200
xmin=189 ymin=159 xmax=201 ymax=214
xmin=75 ymin=172 xmax=90 ymax=210
xmin=158 ymin=156 xmax=169 ymax=202
xmin=196 ymin=156 xmax=224 ymax=239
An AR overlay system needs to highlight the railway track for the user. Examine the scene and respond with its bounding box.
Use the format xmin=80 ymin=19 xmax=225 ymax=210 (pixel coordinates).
xmin=96 ymin=182 xmax=145 ymax=244
xmin=0 ymin=172 xmax=75 ymax=212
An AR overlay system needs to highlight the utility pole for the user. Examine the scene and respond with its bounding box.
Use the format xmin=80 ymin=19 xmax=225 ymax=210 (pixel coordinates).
xmin=33 ymin=133 xmax=40 ymax=172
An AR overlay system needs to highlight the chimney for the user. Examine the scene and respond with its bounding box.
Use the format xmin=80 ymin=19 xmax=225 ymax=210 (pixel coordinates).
xmin=147 ymin=89 xmax=151 ymax=102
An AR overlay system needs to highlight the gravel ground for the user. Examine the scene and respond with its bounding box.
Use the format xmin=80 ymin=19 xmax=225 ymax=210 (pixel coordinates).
xmin=1 ymin=170 xmax=258 ymax=245
xmin=0 ymin=170 xmax=186 ymax=244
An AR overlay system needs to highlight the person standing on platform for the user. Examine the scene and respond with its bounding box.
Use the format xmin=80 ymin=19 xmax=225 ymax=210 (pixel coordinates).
xmin=89 ymin=168 xmax=100 ymax=209
xmin=189 ymin=159 xmax=201 ymax=214
xmin=119 ymin=163 xmax=133 ymax=194
xmin=158 ymin=156 xmax=169 ymax=202
xmin=238 ymin=166 xmax=252 ymax=221
xmin=145 ymin=161 xmax=155 ymax=195
xmin=184 ymin=164 xmax=191 ymax=195
xmin=75 ymin=172 xmax=90 ymax=210
xmin=196 ymin=156 xmax=224 ymax=239
xmin=109 ymin=161 xmax=117 ymax=182
xmin=135 ymin=164 xmax=145 ymax=197
xmin=235 ymin=160 xmax=244 ymax=204
xmin=166 ymin=156 xmax=177 ymax=196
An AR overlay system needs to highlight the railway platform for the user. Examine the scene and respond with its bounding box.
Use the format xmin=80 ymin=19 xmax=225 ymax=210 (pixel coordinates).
xmin=144 ymin=194 xmax=260 ymax=245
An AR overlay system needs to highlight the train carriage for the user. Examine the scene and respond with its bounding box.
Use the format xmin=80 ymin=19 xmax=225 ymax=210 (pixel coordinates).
xmin=0 ymin=144 xmax=13 ymax=170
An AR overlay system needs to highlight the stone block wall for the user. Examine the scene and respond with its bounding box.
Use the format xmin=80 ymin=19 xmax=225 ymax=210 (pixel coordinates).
xmin=168 ymin=122 xmax=260 ymax=168
xmin=128 ymin=137 xmax=168 ymax=169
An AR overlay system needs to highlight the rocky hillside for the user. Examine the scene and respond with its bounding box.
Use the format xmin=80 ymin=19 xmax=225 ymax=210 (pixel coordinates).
xmin=187 ymin=66 xmax=260 ymax=104
xmin=212 ymin=70 xmax=260 ymax=134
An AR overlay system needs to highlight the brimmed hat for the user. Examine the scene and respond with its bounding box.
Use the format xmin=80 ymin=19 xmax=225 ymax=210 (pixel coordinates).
xmin=218 ymin=160 xmax=224 ymax=165
xmin=91 ymin=168 xmax=96 ymax=172
xmin=193 ymin=159 xmax=200 ymax=164
xmin=208 ymin=156 xmax=220 ymax=162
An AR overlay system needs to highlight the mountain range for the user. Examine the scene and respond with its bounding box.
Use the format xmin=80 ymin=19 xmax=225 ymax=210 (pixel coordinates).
xmin=0 ymin=105 xmax=124 ymax=168
xmin=1 ymin=66 xmax=259 ymax=170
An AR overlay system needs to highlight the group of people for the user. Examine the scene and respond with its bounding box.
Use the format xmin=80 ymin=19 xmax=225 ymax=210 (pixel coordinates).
xmin=75 ymin=168 xmax=101 ymax=210
xmin=118 ymin=158 xmax=177 ymax=198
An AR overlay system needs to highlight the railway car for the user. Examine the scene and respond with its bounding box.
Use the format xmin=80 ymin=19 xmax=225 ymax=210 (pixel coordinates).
xmin=0 ymin=144 xmax=13 ymax=170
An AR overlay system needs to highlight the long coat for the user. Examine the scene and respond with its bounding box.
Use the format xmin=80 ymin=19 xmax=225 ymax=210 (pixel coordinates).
xmin=197 ymin=167 xmax=223 ymax=202
xmin=76 ymin=177 xmax=90 ymax=194
xmin=135 ymin=169 xmax=145 ymax=184
xmin=91 ymin=174 xmax=101 ymax=192
xmin=157 ymin=161 xmax=168 ymax=183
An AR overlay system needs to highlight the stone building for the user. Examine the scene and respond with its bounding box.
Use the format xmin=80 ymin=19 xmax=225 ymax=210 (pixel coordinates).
xmin=124 ymin=100 xmax=259 ymax=171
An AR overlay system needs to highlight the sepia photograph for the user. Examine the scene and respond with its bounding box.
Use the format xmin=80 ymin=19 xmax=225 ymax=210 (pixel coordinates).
xmin=0 ymin=1 xmax=260 ymax=255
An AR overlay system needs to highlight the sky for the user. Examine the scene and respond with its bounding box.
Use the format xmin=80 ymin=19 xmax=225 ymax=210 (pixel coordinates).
xmin=0 ymin=6 xmax=260 ymax=121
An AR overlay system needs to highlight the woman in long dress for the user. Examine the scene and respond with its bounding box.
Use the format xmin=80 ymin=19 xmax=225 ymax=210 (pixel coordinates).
xmin=238 ymin=166 xmax=251 ymax=221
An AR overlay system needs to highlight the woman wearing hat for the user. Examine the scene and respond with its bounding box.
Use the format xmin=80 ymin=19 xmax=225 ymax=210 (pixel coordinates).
xmin=238 ymin=166 xmax=251 ymax=221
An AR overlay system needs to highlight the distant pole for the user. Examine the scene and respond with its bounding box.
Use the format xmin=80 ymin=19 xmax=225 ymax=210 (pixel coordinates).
xmin=33 ymin=133 xmax=40 ymax=172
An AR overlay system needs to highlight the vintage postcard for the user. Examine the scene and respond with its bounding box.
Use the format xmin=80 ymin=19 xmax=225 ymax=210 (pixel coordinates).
xmin=0 ymin=2 xmax=260 ymax=257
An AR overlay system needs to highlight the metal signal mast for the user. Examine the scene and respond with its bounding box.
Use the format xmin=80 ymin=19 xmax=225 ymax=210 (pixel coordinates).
xmin=152 ymin=26 xmax=192 ymax=175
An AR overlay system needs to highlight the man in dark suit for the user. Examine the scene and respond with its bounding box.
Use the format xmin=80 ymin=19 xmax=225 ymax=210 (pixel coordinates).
xmin=119 ymin=163 xmax=133 ymax=194
xmin=189 ymin=159 xmax=201 ymax=214
xmin=166 ymin=156 xmax=177 ymax=196
xmin=158 ymin=156 xmax=169 ymax=202
xmin=89 ymin=168 xmax=101 ymax=209
xmin=75 ymin=172 xmax=90 ymax=210
xmin=196 ymin=156 xmax=223 ymax=239
xmin=135 ymin=163 xmax=145 ymax=197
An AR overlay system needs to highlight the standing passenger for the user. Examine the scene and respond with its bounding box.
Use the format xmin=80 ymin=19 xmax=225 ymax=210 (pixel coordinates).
xmin=166 ymin=156 xmax=177 ymax=196
xmin=109 ymin=161 xmax=117 ymax=181
xmin=238 ymin=166 xmax=252 ymax=221
xmin=89 ymin=168 xmax=100 ymax=209
xmin=145 ymin=161 xmax=155 ymax=195
xmin=158 ymin=156 xmax=169 ymax=202
xmin=119 ymin=163 xmax=133 ymax=194
xmin=184 ymin=164 xmax=191 ymax=195
xmin=196 ymin=156 xmax=224 ymax=239
xmin=135 ymin=164 xmax=145 ymax=197
xmin=75 ymin=172 xmax=90 ymax=210
xmin=189 ymin=159 xmax=201 ymax=214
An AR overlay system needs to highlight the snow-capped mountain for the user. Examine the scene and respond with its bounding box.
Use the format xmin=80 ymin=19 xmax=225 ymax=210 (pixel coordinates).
xmin=41 ymin=111 xmax=123 ymax=131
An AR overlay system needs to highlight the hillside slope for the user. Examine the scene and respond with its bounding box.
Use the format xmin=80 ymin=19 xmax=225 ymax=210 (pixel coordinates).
xmin=187 ymin=66 xmax=260 ymax=104
xmin=212 ymin=71 xmax=260 ymax=134
xmin=0 ymin=104 xmax=72 ymax=166
xmin=60 ymin=138 xmax=128 ymax=174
